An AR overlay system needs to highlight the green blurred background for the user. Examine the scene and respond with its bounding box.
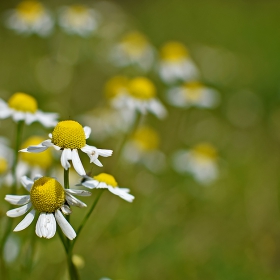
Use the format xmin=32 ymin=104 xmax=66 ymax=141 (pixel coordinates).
xmin=1 ymin=0 xmax=280 ymax=279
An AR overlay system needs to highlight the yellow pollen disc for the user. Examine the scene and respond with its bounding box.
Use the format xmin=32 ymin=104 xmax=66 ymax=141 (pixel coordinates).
xmin=121 ymin=32 xmax=148 ymax=55
xmin=104 ymin=76 xmax=129 ymax=99
xmin=133 ymin=126 xmax=159 ymax=151
xmin=128 ymin=77 xmax=156 ymax=100
xmin=0 ymin=157 xmax=8 ymax=175
xmin=192 ymin=143 xmax=217 ymax=160
xmin=8 ymin=92 xmax=38 ymax=113
xmin=184 ymin=82 xmax=203 ymax=101
xmin=16 ymin=1 xmax=44 ymax=23
xmin=160 ymin=41 xmax=189 ymax=61
xmin=20 ymin=136 xmax=52 ymax=168
xmin=94 ymin=173 xmax=118 ymax=188
xmin=30 ymin=177 xmax=65 ymax=213
xmin=52 ymin=120 xmax=86 ymax=149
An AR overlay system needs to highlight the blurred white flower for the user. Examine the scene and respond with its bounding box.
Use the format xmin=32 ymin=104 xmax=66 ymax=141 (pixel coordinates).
xmin=5 ymin=0 xmax=53 ymax=36
xmin=81 ymin=173 xmax=134 ymax=202
xmin=110 ymin=31 xmax=155 ymax=71
xmin=158 ymin=41 xmax=199 ymax=84
xmin=0 ymin=92 xmax=58 ymax=127
xmin=58 ymin=5 xmax=100 ymax=37
xmin=5 ymin=175 xmax=91 ymax=239
xmin=166 ymin=82 xmax=219 ymax=108
xmin=172 ymin=143 xmax=219 ymax=185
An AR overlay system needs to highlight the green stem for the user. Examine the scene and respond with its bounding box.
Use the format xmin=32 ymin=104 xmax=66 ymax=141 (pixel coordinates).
xmin=71 ymin=190 xmax=104 ymax=250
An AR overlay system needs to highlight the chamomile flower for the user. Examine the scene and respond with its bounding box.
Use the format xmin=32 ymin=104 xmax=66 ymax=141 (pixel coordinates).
xmin=158 ymin=41 xmax=199 ymax=84
xmin=0 ymin=137 xmax=13 ymax=177
xmin=81 ymin=173 xmax=134 ymax=202
xmin=166 ymin=82 xmax=220 ymax=108
xmin=110 ymin=31 xmax=155 ymax=71
xmin=5 ymin=175 xmax=91 ymax=239
xmin=123 ymin=126 xmax=166 ymax=173
xmin=58 ymin=5 xmax=99 ymax=37
xmin=172 ymin=143 xmax=219 ymax=185
xmin=20 ymin=120 xmax=113 ymax=176
xmin=5 ymin=0 xmax=53 ymax=36
xmin=0 ymin=92 xmax=58 ymax=127
xmin=106 ymin=76 xmax=167 ymax=119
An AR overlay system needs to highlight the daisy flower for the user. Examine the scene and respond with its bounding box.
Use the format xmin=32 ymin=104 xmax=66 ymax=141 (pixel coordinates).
xmin=0 ymin=137 xmax=13 ymax=177
xmin=123 ymin=126 xmax=166 ymax=173
xmin=5 ymin=175 xmax=91 ymax=239
xmin=166 ymin=81 xmax=219 ymax=108
xmin=81 ymin=173 xmax=134 ymax=202
xmin=158 ymin=41 xmax=199 ymax=84
xmin=20 ymin=120 xmax=113 ymax=176
xmin=106 ymin=76 xmax=167 ymax=119
xmin=110 ymin=31 xmax=155 ymax=72
xmin=172 ymin=143 xmax=219 ymax=185
xmin=5 ymin=0 xmax=53 ymax=36
xmin=0 ymin=92 xmax=58 ymax=127
xmin=58 ymin=5 xmax=100 ymax=37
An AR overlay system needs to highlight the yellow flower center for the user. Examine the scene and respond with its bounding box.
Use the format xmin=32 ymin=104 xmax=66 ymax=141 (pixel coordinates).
xmin=121 ymin=32 xmax=149 ymax=55
xmin=0 ymin=157 xmax=8 ymax=175
xmin=8 ymin=92 xmax=38 ymax=113
xmin=104 ymin=76 xmax=129 ymax=99
xmin=52 ymin=120 xmax=86 ymax=150
xmin=183 ymin=82 xmax=203 ymax=101
xmin=20 ymin=136 xmax=52 ymax=168
xmin=128 ymin=77 xmax=156 ymax=100
xmin=93 ymin=173 xmax=118 ymax=187
xmin=160 ymin=41 xmax=189 ymax=61
xmin=133 ymin=126 xmax=159 ymax=151
xmin=16 ymin=1 xmax=44 ymax=23
xmin=192 ymin=143 xmax=217 ymax=160
xmin=30 ymin=177 xmax=65 ymax=213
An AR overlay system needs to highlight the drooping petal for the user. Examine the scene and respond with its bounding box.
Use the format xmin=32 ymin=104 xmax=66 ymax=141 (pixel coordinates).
xmin=20 ymin=140 xmax=53 ymax=153
xmin=5 ymin=195 xmax=30 ymax=205
xmin=96 ymin=149 xmax=113 ymax=157
xmin=35 ymin=110 xmax=59 ymax=128
xmin=83 ymin=126 xmax=91 ymax=139
xmin=20 ymin=176 xmax=33 ymax=192
xmin=14 ymin=209 xmax=36 ymax=231
xmin=35 ymin=213 xmax=44 ymax=238
xmin=66 ymin=189 xmax=91 ymax=196
xmin=39 ymin=213 xmax=56 ymax=239
xmin=61 ymin=205 xmax=72 ymax=215
xmin=60 ymin=149 xmax=72 ymax=170
xmin=66 ymin=193 xmax=87 ymax=208
xmin=71 ymin=149 xmax=86 ymax=176
xmin=55 ymin=210 xmax=76 ymax=240
xmin=108 ymin=186 xmax=135 ymax=202
xmin=92 ymin=158 xmax=103 ymax=167
xmin=6 ymin=203 xmax=32 ymax=217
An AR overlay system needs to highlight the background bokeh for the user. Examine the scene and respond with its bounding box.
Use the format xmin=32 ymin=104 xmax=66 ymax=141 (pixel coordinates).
xmin=1 ymin=0 xmax=280 ymax=279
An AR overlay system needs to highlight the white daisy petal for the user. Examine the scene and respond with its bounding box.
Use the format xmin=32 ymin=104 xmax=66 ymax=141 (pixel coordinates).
xmin=80 ymin=179 xmax=98 ymax=189
xmin=36 ymin=213 xmax=44 ymax=238
xmin=108 ymin=186 xmax=135 ymax=202
xmin=20 ymin=140 xmax=52 ymax=153
xmin=83 ymin=126 xmax=91 ymax=139
xmin=20 ymin=176 xmax=33 ymax=192
xmin=71 ymin=149 xmax=86 ymax=176
xmin=96 ymin=149 xmax=113 ymax=157
xmin=14 ymin=209 xmax=36 ymax=232
xmin=43 ymin=213 xmax=56 ymax=239
xmin=33 ymin=174 xmax=43 ymax=181
xmin=66 ymin=193 xmax=87 ymax=208
xmin=13 ymin=111 xmax=25 ymax=122
xmin=35 ymin=111 xmax=58 ymax=128
xmin=61 ymin=205 xmax=72 ymax=215
xmin=55 ymin=210 xmax=76 ymax=240
xmin=66 ymin=189 xmax=91 ymax=196
xmin=0 ymin=99 xmax=12 ymax=119
xmin=61 ymin=149 xmax=72 ymax=170
xmin=7 ymin=202 xmax=32 ymax=217
xmin=5 ymin=195 xmax=30 ymax=205
xmin=93 ymin=158 xmax=103 ymax=167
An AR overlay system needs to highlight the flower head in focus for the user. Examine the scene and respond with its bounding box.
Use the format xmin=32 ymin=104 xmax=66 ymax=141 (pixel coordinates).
xmin=20 ymin=120 xmax=113 ymax=176
xmin=58 ymin=5 xmax=99 ymax=37
xmin=5 ymin=175 xmax=91 ymax=239
xmin=110 ymin=31 xmax=155 ymax=71
xmin=166 ymin=81 xmax=220 ymax=108
xmin=106 ymin=76 xmax=167 ymax=119
xmin=81 ymin=173 xmax=134 ymax=202
xmin=0 ymin=92 xmax=58 ymax=127
xmin=5 ymin=0 xmax=53 ymax=36
xmin=158 ymin=41 xmax=199 ymax=84
xmin=172 ymin=143 xmax=219 ymax=185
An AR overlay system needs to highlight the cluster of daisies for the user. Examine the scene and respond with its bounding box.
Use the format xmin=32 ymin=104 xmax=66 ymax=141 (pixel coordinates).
xmin=1 ymin=92 xmax=134 ymax=240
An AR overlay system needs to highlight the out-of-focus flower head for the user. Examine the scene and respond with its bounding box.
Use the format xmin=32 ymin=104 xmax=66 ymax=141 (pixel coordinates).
xmin=58 ymin=4 xmax=100 ymax=37
xmin=81 ymin=173 xmax=134 ymax=202
xmin=20 ymin=120 xmax=113 ymax=176
xmin=158 ymin=41 xmax=199 ymax=84
xmin=0 ymin=92 xmax=58 ymax=127
xmin=5 ymin=175 xmax=91 ymax=239
xmin=110 ymin=31 xmax=155 ymax=71
xmin=5 ymin=0 xmax=54 ymax=36
xmin=123 ymin=126 xmax=166 ymax=173
xmin=0 ymin=137 xmax=13 ymax=177
xmin=166 ymin=81 xmax=220 ymax=108
xmin=172 ymin=142 xmax=219 ymax=185
xmin=106 ymin=76 xmax=167 ymax=119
